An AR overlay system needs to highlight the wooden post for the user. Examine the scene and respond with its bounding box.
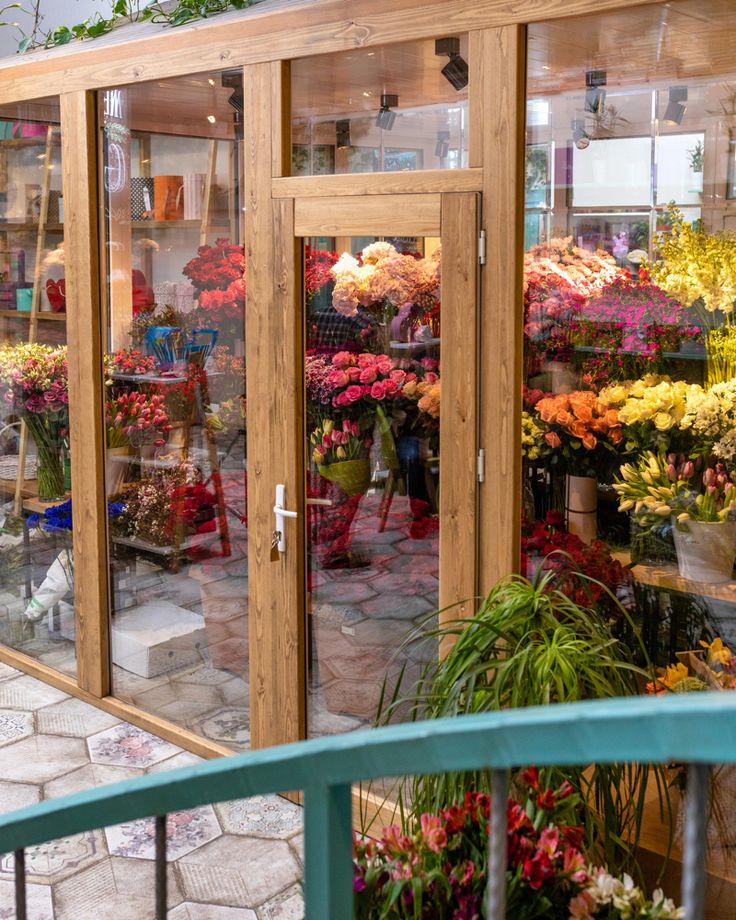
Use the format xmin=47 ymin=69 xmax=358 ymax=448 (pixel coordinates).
xmin=61 ymin=91 xmax=111 ymax=698
xmin=244 ymin=61 xmax=306 ymax=749
xmin=472 ymin=25 xmax=527 ymax=590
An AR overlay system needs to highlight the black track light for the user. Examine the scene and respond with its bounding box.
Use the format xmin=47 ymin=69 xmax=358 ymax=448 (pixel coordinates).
xmin=584 ymin=69 xmax=607 ymax=114
xmin=336 ymin=119 xmax=351 ymax=149
xmin=663 ymin=86 xmax=688 ymax=126
xmin=376 ymin=94 xmax=399 ymax=131
xmin=435 ymin=37 xmax=469 ymax=91
xmin=435 ymin=130 xmax=450 ymax=159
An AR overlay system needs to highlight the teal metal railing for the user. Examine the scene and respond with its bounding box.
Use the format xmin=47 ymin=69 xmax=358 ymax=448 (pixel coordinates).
xmin=1 ymin=692 xmax=735 ymax=919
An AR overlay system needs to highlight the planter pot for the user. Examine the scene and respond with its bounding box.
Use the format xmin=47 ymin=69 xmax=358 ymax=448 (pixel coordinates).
xmin=672 ymin=518 xmax=736 ymax=583
xmin=565 ymin=474 xmax=597 ymax=544
xmin=318 ymin=459 xmax=371 ymax=497
xmin=105 ymin=446 xmax=130 ymax=497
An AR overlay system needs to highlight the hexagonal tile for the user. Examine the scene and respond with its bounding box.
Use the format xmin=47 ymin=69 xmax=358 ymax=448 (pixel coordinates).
xmin=259 ymin=886 xmax=304 ymax=920
xmin=215 ymin=795 xmax=302 ymax=839
xmin=312 ymin=581 xmax=376 ymax=605
xmin=0 ymin=735 xmax=88 ymax=783
xmin=178 ymin=836 xmax=300 ymax=907
xmin=37 ymin=698 xmax=121 ymax=738
xmin=169 ymin=905 xmax=256 ymax=920
xmin=45 ymin=763 xmax=144 ymax=799
xmin=105 ymin=806 xmax=221 ymax=860
xmin=0 ymin=830 xmax=106 ymax=883
xmin=358 ymin=594 xmax=434 ymax=621
xmin=0 ymin=676 xmax=68 ymax=711
xmin=0 ymin=780 xmax=40 ymax=813
xmin=0 ymin=709 xmax=33 ymax=747
xmin=0 ymin=878 xmax=53 ymax=919
xmin=194 ymin=707 xmax=249 ymax=747
xmin=87 ymin=724 xmax=180 ymax=768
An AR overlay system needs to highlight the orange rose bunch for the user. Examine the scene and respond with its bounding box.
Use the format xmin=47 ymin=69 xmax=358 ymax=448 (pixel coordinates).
xmin=535 ymin=391 xmax=622 ymax=476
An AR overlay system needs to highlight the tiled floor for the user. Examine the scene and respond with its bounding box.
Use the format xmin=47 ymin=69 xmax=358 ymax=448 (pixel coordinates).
xmin=0 ymin=663 xmax=304 ymax=920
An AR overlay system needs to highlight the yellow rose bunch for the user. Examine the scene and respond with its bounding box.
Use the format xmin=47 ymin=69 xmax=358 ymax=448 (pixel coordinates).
xmin=521 ymin=410 xmax=547 ymax=461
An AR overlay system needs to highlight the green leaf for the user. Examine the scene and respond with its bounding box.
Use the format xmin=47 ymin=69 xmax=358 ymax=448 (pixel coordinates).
xmin=17 ymin=35 xmax=32 ymax=53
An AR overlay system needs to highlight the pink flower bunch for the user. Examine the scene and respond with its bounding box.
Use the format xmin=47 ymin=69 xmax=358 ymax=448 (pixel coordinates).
xmin=310 ymin=418 xmax=369 ymax=465
xmin=105 ymin=348 xmax=157 ymax=377
xmin=0 ymin=343 xmax=68 ymax=416
xmin=307 ymin=351 xmax=415 ymax=414
xmin=106 ymin=390 xmax=170 ymax=448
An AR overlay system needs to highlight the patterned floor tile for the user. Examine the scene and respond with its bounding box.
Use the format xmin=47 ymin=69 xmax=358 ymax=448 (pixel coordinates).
xmin=257 ymin=885 xmax=304 ymax=920
xmin=105 ymin=806 xmax=221 ymax=860
xmin=0 ymin=830 xmax=106 ymax=883
xmin=37 ymin=698 xmax=120 ymax=738
xmin=87 ymin=723 xmax=180 ymax=767
xmin=169 ymin=905 xmax=256 ymax=920
xmin=45 ymin=764 xmax=144 ymax=799
xmin=0 ymin=676 xmax=67 ymax=711
xmin=0 ymin=709 xmax=33 ymax=747
xmin=179 ymin=836 xmax=300 ymax=907
xmin=0 ymin=878 xmax=53 ymax=920
xmin=147 ymin=751 xmax=203 ymax=774
xmin=0 ymin=735 xmax=88 ymax=784
xmin=0 ymin=780 xmax=41 ymax=813
xmin=194 ymin=707 xmax=250 ymax=746
xmin=215 ymin=796 xmax=303 ymax=839
xmin=0 ymin=664 xmax=21 ymax=683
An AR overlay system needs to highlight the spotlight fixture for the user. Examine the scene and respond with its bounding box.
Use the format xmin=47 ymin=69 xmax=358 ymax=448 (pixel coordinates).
xmin=376 ymin=94 xmax=399 ymax=131
xmin=435 ymin=130 xmax=450 ymax=159
xmin=336 ymin=119 xmax=352 ymax=150
xmin=663 ymin=86 xmax=688 ymax=126
xmin=222 ymin=69 xmax=244 ymax=139
xmin=435 ymin=37 xmax=469 ymax=91
xmin=584 ymin=69 xmax=607 ymax=115
xmin=572 ymin=118 xmax=590 ymax=150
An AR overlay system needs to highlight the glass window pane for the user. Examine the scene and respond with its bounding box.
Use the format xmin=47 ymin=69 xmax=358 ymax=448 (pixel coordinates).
xmin=0 ymin=97 xmax=75 ymax=676
xmin=99 ymin=74 xmax=248 ymax=749
xmin=305 ymin=237 xmax=441 ymax=735
xmin=291 ymin=38 xmax=469 ymax=175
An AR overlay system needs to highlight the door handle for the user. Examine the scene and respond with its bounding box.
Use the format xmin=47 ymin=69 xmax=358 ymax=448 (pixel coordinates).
xmin=273 ymin=483 xmax=298 ymax=554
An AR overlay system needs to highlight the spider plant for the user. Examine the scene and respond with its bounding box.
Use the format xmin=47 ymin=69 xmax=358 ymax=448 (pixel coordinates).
xmin=370 ymin=568 xmax=670 ymax=873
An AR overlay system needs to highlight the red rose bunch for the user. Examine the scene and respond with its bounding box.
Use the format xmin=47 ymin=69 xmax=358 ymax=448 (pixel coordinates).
xmin=305 ymin=244 xmax=339 ymax=295
xmin=182 ymin=238 xmax=245 ymax=293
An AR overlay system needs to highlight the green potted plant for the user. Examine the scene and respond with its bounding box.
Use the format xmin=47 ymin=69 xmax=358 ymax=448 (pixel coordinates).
xmin=375 ymin=571 xmax=660 ymax=870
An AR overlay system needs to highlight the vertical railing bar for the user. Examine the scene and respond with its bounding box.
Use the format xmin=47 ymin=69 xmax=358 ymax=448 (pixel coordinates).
xmin=14 ymin=848 xmax=26 ymax=920
xmin=304 ymin=782 xmax=353 ymax=919
xmin=486 ymin=768 xmax=508 ymax=919
xmin=682 ymin=762 xmax=710 ymax=920
xmin=155 ymin=814 xmax=168 ymax=919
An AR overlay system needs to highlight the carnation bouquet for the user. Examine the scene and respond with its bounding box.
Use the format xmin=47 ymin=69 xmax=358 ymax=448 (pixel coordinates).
xmin=0 ymin=343 xmax=69 ymax=501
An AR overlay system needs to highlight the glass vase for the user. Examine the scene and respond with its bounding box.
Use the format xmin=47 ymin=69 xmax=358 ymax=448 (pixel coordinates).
xmin=36 ymin=441 xmax=66 ymax=503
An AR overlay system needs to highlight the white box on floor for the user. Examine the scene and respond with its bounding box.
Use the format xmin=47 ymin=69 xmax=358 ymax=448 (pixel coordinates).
xmin=111 ymin=602 xmax=206 ymax=678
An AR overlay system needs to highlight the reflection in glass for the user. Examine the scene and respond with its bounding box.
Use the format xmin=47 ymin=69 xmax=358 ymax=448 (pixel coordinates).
xmin=305 ymin=238 xmax=441 ymax=734
xmin=100 ymin=73 xmax=248 ymax=748
xmin=0 ymin=97 xmax=76 ymax=676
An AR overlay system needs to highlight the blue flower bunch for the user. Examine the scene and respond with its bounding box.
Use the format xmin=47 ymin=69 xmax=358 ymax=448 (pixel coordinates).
xmin=27 ymin=499 xmax=125 ymax=532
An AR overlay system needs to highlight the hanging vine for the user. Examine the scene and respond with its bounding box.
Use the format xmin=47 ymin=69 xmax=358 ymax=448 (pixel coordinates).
xmin=3 ymin=0 xmax=259 ymax=53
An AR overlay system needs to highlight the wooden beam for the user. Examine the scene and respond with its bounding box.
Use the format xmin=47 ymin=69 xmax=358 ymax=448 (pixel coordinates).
xmin=439 ymin=192 xmax=479 ymax=625
xmin=244 ymin=61 xmax=306 ymax=750
xmin=476 ymin=25 xmax=526 ymax=590
xmin=295 ymin=193 xmax=441 ymax=237
xmin=273 ymin=169 xmax=483 ymax=199
xmin=60 ymin=91 xmax=111 ymax=698
xmin=0 ymin=0 xmax=665 ymax=103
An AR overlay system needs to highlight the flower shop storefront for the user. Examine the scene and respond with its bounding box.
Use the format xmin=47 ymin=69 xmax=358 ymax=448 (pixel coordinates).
xmin=0 ymin=0 xmax=735 ymax=912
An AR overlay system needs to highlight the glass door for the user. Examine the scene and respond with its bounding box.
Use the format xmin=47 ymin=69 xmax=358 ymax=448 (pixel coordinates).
xmin=296 ymin=192 xmax=480 ymax=738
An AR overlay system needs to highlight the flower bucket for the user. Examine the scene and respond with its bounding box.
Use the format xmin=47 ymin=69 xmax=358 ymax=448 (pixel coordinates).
xmin=672 ymin=518 xmax=736 ymax=583
xmin=105 ymin=446 xmax=130 ymax=497
xmin=565 ymin=474 xmax=597 ymax=545
xmin=318 ymin=459 xmax=371 ymax=497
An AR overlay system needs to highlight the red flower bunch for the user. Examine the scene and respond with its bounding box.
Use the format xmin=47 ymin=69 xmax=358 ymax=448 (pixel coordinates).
xmin=522 ymin=511 xmax=633 ymax=618
xmin=305 ymin=244 xmax=339 ymax=295
xmin=106 ymin=390 xmax=170 ymax=448
xmin=182 ymin=238 xmax=245 ymax=293
xmin=106 ymin=348 xmax=156 ymax=377
xmin=354 ymin=775 xmax=588 ymax=920
xmin=197 ymin=278 xmax=246 ymax=321
xmin=167 ymin=480 xmax=218 ymax=541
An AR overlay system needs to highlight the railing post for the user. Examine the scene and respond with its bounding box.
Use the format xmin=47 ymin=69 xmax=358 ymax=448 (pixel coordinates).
xmin=155 ymin=814 xmax=168 ymax=919
xmin=14 ymin=848 xmax=26 ymax=920
xmin=682 ymin=763 xmax=710 ymax=920
xmin=304 ymin=782 xmax=353 ymax=919
xmin=486 ymin=768 xmax=508 ymax=919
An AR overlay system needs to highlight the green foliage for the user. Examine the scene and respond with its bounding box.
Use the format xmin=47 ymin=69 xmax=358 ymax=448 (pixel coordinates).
xmin=12 ymin=0 xmax=258 ymax=53
xmin=373 ymin=573 xmax=670 ymax=872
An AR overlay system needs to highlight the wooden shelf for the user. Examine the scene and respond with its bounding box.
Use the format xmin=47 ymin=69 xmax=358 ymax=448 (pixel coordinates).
xmin=0 ymin=310 xmax=66 ymax=321
xmin=0 ymin=477 xmax=36 ymax=499
xmin=631 ymin=561 xmax=736 ymax=604
xmin=0 ymin=223 xmax=63 ymax=233
xmin=131 ymin=219 xmax=229 ymax=231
